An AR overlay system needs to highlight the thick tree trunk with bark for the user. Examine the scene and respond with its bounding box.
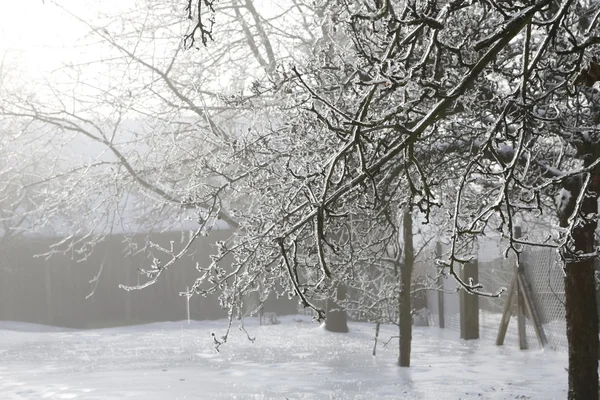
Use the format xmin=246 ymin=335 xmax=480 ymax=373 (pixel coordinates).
xmin=325 ymin=284 xmax=348 ymax=333
xmin=560 ymin=172 xmax=600 ymax=399
xmin=565 ymin=258 xmax=598 ymax=400
xmin=399 ymin=209 xmax=413 ymax=367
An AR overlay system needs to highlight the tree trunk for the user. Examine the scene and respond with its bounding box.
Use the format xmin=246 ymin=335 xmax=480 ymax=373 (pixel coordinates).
xmin=560 ymin=173 xmax=599 ymax=399
xmin=325 ymin=284 xmax=348 ymax=333
xmin=565 ymin=258 xmax=598 ymax=399
xmin=399 ymin=209 xmax=414 ymax=367
xmin=564 ymin=215 xmax=599 ymax=399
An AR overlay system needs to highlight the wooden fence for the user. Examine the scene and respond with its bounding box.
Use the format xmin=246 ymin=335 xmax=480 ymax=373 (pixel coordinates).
xmin=0 ymin=230 xmax=297 ymax=328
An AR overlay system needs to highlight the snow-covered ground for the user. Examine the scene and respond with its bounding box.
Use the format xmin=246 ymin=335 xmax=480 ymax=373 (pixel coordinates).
xmin=0 ymin=316 xmax=567 ymax=399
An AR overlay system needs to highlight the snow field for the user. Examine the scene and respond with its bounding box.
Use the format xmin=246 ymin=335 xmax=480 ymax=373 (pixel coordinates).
xmin=0 ymin=316 xmax=567 ymax=399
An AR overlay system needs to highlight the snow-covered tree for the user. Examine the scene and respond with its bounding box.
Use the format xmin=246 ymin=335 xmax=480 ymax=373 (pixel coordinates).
xmin=180 ymin=0 xmax=600 ymax=397
xmin=4 ymin=0 xmax=600 ymax=397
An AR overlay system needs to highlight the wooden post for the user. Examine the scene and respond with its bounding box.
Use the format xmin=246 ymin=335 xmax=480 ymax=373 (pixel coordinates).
xmin=517 ymin=283 xmax=528 ymax=349
xmin=514 ymin=226 xmax=528 ymax=350
xmin=125 ymin=260 xmax=132 ymax=324
xmin=44 ymin=264 xmax=54 ymax=325
xmin=518 ymin=270 xmax=548 ymax=347
xmin=496 ymin=272 xmax=517 ymax=346
xmin=436 ymin=241 xmax=445 ymax=328
xmin=398 ymin=209 xmax=414 ymax=367
xmin=460 ymin=260 xmax=479 ymax=340
xmin=186 ymin=286 xmax=191 ymax=325
xmin=372 ymin=322 xmax=380 ymax=356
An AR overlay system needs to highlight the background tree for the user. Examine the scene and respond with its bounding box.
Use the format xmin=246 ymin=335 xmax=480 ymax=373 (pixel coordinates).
xmin=1 ymin=0 xmax=360 ymax=326
xmin=0 ymin=0 xmax=317 ymax=258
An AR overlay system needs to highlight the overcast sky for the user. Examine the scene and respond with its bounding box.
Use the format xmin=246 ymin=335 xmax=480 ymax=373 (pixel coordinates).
xmin=0 ymin=1 xmax=125 ymax=78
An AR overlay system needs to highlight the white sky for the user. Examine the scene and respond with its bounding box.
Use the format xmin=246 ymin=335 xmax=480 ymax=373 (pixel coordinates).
xmin=0 ymin=1 xmax=121 ymax=78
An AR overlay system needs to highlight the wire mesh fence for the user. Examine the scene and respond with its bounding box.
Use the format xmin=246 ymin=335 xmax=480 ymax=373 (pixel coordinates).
xmin=520 ymin=247 xmax=567 ymax=350
xmin=426 ymin=235 xmax=568 ymax=352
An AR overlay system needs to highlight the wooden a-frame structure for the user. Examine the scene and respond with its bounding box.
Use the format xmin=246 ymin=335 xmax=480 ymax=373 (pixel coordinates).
xmin=496 ymin=258 xmax=548 ymax=349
